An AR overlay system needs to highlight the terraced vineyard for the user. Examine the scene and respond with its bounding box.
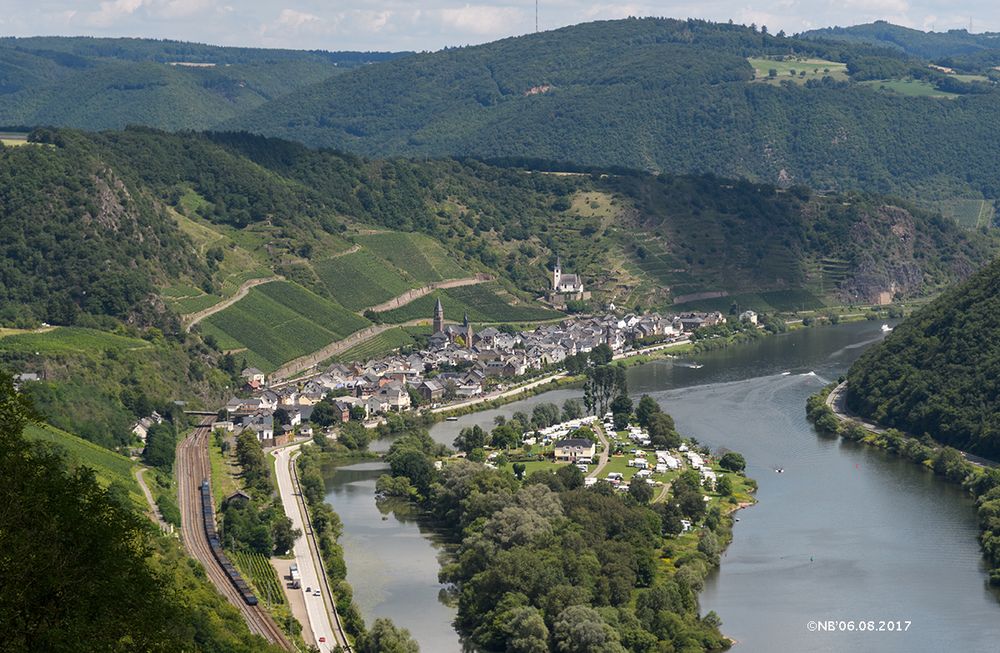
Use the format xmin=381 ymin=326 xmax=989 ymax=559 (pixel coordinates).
xmin=356 ymin=232 xmax=468 ymax=282
xmin=312 ymin=249 xmax=416 ymax=311
xmin=199 ymin=281 xmax=370 ymax=372
xmin=373 ymin=284 xmax=562 ymax=324
xmin=336 ymin=327 xmax=418 ymax=362
xmin=23 ymin=423 xmax=140 ymax=500
xmin=674 ymin=288 xmax=826 ymax=313
xmin=938 ymin=199 xmax=995 ymax=229
xmin=229 ymin=551 xmax=285 ymax=606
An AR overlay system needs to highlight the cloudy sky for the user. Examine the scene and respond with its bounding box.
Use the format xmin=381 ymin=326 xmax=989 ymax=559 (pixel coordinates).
xmin=0 ymin=1 xmax=996 ymax=51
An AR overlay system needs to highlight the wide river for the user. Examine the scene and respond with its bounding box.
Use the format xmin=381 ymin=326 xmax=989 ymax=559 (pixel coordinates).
xmin=325 ymin=321 xmax=1000 ymax=652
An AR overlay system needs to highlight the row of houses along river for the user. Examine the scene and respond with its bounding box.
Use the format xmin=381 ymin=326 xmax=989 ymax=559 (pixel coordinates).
xmin=323 ymin=320 xmax=1000 ymax=652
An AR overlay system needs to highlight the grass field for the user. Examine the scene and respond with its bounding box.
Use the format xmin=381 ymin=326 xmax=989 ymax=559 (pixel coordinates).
xmin=24 ymin=423 xmax=140 ymax=499
xmin=230 ymin=551 xmax=285 ymax=606
xmin=937 ymin=198 xmax=995 ymax=229
xmin=373 ymin=284 xmax=563 ymax=324
xmin=749 ymin=56 xmax=847 ymax=83
xmin=312 ymin=249 xmax=416 ymax=311
xmin=200 ymin=281 xmax=370 ymax=372
xmin=0 ymin=327 xmax=151 ymax=354
xmin=861 ymin=78 xmax=960 ymax=99
xmin=356 ymin=232 xmax=468 ymax=282
xmin=336 ymin=327 xmax=417 ymax=362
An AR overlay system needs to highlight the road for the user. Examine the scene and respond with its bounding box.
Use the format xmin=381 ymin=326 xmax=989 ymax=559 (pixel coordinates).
xmin=587 ymin=422 xmax=611 ymax=478
xmin=184 ymin=276 xmax=283 ymax=332
xmin=826 ymin=381 xmax=998 ymax=469
xmin=176 ymin=421 xmax=292 ymax=649
xmin=272 ymin=444 xmax=351 ymax=652
xmin=135 ymin=467 xmax=169 ymax=531
xmin=363 ymin=274 xmax=492 ymax=313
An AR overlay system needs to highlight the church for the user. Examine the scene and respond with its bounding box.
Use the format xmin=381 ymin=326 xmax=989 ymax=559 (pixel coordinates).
xmin=548 ymin=257 xmax=590 ymax=305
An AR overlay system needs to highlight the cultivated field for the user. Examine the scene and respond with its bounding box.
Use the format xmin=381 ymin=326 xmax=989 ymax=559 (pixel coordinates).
xmin=230 ymin=551 xmax=285 ymax=606
xmin=335 ymin=327 xmax=417 ymax=361
xmin=373 ymin=284 xmax=563 ymax=324
xmin=312 ymin=249 xmax=416 ymax=311
xmin=674 ymin=288 xmax=827 ymax=313
xmin=749 ymin=56 xmax=847 ymax=83
xmin=861 ymin=78 xmax=960 ymax=99
xmin=0 ymin=327 xmax=151 ymax=354
xmin=24 ymin=423 xmax=139 ymax=496
xmin=0 ymin=132 xmax=29 ymax=146
xmin=938 ymin=199 xmax=995 ymax=229
xmin=356 ymin=232 xmax=468 ymax=282
xmin=200 ymin=281 xmax=370 ymax=372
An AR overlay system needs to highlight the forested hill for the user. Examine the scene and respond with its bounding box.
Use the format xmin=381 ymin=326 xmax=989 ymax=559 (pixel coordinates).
xmin=228 ymin=17 xmax=1000 ymax=201
xmin=2 ymin=127 xmax=994 ymax=333
xmin=846 ymin=257 xmax=1000 ymax=458
xmin=802 ymin=22 xmax=1000 ymax=63
xmin=0 ymin=36 xmax=405 ymax=131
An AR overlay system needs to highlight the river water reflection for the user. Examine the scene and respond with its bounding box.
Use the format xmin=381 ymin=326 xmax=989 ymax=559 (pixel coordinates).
xmin=329 ymin=322 xmax=1000 ymax=652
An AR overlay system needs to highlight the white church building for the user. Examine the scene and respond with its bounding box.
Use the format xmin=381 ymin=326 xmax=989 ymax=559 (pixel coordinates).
xmin=548 ymin=257 xmax=590 ymax=305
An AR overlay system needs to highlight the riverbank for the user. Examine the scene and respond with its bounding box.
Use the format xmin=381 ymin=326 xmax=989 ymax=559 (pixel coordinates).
xmin=807 ymin=383 xmax=1000 ymax=586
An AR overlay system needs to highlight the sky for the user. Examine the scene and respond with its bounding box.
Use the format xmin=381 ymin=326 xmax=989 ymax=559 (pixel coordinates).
xmin=0 ymin=1 xmax=997 ymax=52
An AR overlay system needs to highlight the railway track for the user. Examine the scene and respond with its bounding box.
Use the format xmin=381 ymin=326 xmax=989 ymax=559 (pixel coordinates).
xmin=177 ymin=421 xmax=292 ymax=650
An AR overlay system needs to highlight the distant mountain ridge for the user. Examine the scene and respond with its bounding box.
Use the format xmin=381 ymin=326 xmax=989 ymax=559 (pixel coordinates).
xmin=801 ymin=21 xmax=1000 ymax=60
xmin=0 ymin=36 xmax=407 ymax=131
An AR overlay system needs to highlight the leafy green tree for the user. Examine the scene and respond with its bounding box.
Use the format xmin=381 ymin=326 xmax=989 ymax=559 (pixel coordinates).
xmin=491 ymin=423 xmax=522 ymax=449
xmin=583 ymin=365 xmax=627 ymax=416
xmin=719 ymin=452 xmax=746 ymax=472
xmin=589 ymin=343 xmax=614 ymax=366
xmin=553 ymin=605 xmax=627 ymax=653
xmin=556 ymin=463 xmax=584 ymax=490
xmin=454 ymin=425 xmax=487 ymax=453
xmin=561 ymin=398 xmax=584 ymax=421
xmin=512 ymin=462 xmax=527 ymax=480
xmin=505 ymin=605 xmax=549 ymax=653
xmin=338 ymin=421 xmax=370 ymax=451
xmin=143 ymin=422 xmax=176 ymax=469
xmin=635 ymin=395 xmax=661 ymax=427
xmin=647 ymin=412 xmax=680 ymax=449
xmin=610 ymin=395 xmax=633 ymax=430
xmin=628 ymin=478 xmax=654 ymax=505
xmin=358 ymin=618 xmax=419 ymax=653
xmin=717 ymin=474 xmax=734 ymax=496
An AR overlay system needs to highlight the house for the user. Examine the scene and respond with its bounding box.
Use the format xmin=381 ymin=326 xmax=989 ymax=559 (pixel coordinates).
xmin=131 ymin=411 xmax=164 ymax=442
xmin=553 ymin=438 xmax=597 ymax=462
xmin=241 ymin=367 xmax=266 ymax=388
xmin=548 ymin=257 xmax=590 ymax=305
xmin=739 ymin=310 xmax=758 ymax=325
xmin=240 ymin=412 xmax=274 ymax=444
xmin=418 ymin=379 xmax=446 ymax=403
xmin=377 ymin=382 xmax=411 ymax=412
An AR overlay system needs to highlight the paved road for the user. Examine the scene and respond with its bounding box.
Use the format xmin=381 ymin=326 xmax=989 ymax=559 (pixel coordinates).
xmin=826 ymin=381 xmax=998 ymax=469
xmin=184 ymin=276 xmax=283 ymax=332
xmin=587 ymin=423 xmax=611 ymax=478
xmin=176 ymin=422 xmax=291 ymax=648
xmin=364 ymin=274 xmax=491 ymax=313
xmin=272 ymin=444 xmax=350 ymax=652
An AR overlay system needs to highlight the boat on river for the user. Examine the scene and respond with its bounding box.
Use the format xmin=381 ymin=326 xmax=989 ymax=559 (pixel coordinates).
xmin=881 ymin=324 xmax=893 ymax=333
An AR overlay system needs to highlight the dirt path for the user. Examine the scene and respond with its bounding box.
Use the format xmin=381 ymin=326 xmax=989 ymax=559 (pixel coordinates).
xmin=364 ymin=274 xmax=492 ymax=313
xmin=135 ymin=467 xmax=169 ymax=531
xmin=184 ymin=276 xmax=283 ymax=332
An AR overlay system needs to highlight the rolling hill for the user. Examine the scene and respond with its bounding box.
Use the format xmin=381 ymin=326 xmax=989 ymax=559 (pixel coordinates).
xmin=0 ymin=36 xmax=405 ymax=131
xmin=228 ymin=18 xmax=1000 ymax=202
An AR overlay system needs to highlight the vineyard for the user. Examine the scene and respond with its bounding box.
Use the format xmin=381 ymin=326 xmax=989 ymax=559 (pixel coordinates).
xmin=336 ymin=327 xmax=417 ymax=362
xmin=373 ymin=284 xmax=562 ymax=324
xmin=229 ymin=550 xmax=285 ymax=606
xmin=312 ymin=250 xmax=416 ymax=311
xmin=0 ymin=327 xmax=151 ymax=354
xmin=200 ymin=281 xmax=371 ymax=372
xmin=356 ymin=232 xmax=468 ymax=282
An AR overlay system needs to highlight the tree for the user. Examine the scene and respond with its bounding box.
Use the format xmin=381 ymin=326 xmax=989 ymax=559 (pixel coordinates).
xmin=561 ymin=398 xmax=584 ymax=421
xmin=717 ymin=474 xmax=734 ymax=496
xmin=628 ymin=479 xmax=654 ymax=505
xmin=338 ymin=422 xmax=370 ymax=451
xmin=610 ymin=395 xmax=633 ymax=430
xmin=719 ymin=452 xmax=746 ymax=473
xmin=388 ymin=449 xmax=435 ymax=496
xmin=647 ymin=412 xmax=679 ymax=449
xmin=512 ymin=462 xmax=527 ymax=480
xmin=491 ymin=423 xmax=522 ymax=449
xmin=235 ymin=430 xmax=270 ymax=492
xmin=505 ymin=605 xmax=549 ymax=653
xmin=311 ymin=399 xmax=339 ymax=427
xmin=454 ymin=425 xmax=487 ymax=453
xmin=271 ymin=515 xmax=301 ymax=555
xmin=358 ymin=618 xmax=419 ymax=653
xmin=589 ymin=343 xmax=614 ymax=366
xmin=635 ymin=395 xmax=661 ymax=427
xmin=142 ymin=422 xmax=176 ymax=469
xmin=583 ymin=365 xmax=627 ymax=416
xmin=531 ymin=402 xmax=561 ymax=428
xmin=553 ymin=605 xmax=626 ymax=653
xmin=556 ymin=463 xmax=584 ymax=490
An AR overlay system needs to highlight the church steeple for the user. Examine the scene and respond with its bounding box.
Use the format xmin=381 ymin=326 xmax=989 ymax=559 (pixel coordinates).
xmin=433 ymin=297 xmax=445 ymax=334
xmin=553 ymin=256 xmax=562 ymax=291
xmin=463 ymin=312 xmax=473 ymax=345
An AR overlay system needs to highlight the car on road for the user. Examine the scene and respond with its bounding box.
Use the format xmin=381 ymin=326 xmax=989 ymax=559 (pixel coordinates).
xmin=313 ymin=589 xmax=321 ymax=596
xmin=305 ymin=586 xmax=311 ymax=593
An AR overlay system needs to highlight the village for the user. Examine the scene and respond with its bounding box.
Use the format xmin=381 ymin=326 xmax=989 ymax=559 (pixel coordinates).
xmin=210 ymin=299 xmax=738 ymax=448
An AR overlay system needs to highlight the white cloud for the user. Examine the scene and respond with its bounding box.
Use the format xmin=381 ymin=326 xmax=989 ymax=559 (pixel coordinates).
xmin=439 ymin=4 xmax=523 ymax=35
xmin=276 ymin=8 xmax=322 ymax=29
xmin=86 ymin=0 xmax=145 ymax=28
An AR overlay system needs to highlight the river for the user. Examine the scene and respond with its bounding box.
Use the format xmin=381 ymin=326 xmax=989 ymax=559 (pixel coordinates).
xmin=325 ymin=321 xmax=1000 ymax=652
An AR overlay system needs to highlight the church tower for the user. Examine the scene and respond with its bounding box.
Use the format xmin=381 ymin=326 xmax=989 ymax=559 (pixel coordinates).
xmin=463 ymin=312 xmax=473 ymax=345
xmin=553 ymin=256 xmax=562 ymax=291
xmin=433 ymin=297 xmax=445 ymax=334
